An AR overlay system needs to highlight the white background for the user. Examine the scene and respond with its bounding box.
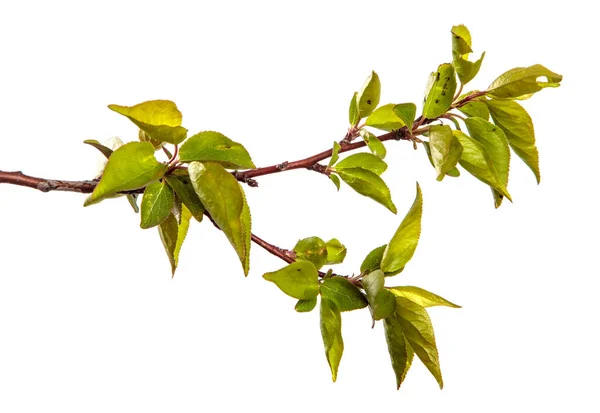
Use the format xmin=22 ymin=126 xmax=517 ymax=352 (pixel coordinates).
xmin=1 ymin=1 xmax=598 ymax=411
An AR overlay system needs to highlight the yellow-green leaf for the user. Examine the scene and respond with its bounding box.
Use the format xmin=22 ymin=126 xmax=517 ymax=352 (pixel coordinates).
xmin=329 ymin=174 xmax=341 ymax=191
xmin=423 ymin=64 xmax=457 ymax=119
xmin=365 ymin=104 xmax=408 ymax=132
xmin=336 ymin=168 xmax=397 ymax=213
xmin=428 ymin=125 xmax=463 ymax=181
xmin=328 ymin=141 xmax=341 ymax=168
xmin=357 ymin=71 xmax=381 ymax=118
xmin=188 ymin=161 xmax=251 ymax=275
xmin=85 ymin=142 xmax=167 ymax=206
xmin=108 ymin=100 xmax=187 ymax=144
xmin=395 ymin=297 xmax=443 ymax=388
xmin=393 ymin=103 xmax=417 ymax=131
xmin=349 ymin=92 xmax=359 ymax=125
xmin=459 ymin=101 xmax=489 ymax=120
xmin=384 ymin=309 xmax=415 ymax=389
xmin=294 ymin=236 xmax=328 ymax=270
xmin=320 ymin=277 xmax=368 ymax=312
xmin=263 ymin=261 xmax=319 ymax=300
xmin=454 ymin=52 xmax=485 ymax=86
xmin=83 ymin=139 xmax=114 ymax=159
xmin=360 ymin=244 xmax=404 ymax=276
xmin=158 ymin=206 xmax=192 ymax=276
xmin=380 ymin=183 xmax=422 ymax=273
xmin=362 ymin=270 xmax=396 ymax=320
xmin=164 ymin=174 xmax=205 ymax=222
xmin=179 ymin=131 xmax=255 ymax=169
xmin=335 ymin=153 xmax=388 ymax=175
xmin=487 ymin=64 xmax=562 ymax=100
xmin=451 ymin=24 xmax=473 ymax=55
xmin=454 ymin=130 xmax=510 ymax=200
xmin=140 ymin=180 xmax=174 ymax=229
xmin=295 ymin=297 xmax=318 ymax=313
xmin=360 ymin=130 xmax=387 ymax=159
xmin=320 ymin=298 xmax=344 ymax=382
xmin=464 ymin=117 xmax=512 ymax=207
xmin=389 ymin=286 xmax=460 ymax=308
xmin=325 ymin=238 xmax=347 ymax=265
xmin=486 ymin=99 xmax=540 ymax=183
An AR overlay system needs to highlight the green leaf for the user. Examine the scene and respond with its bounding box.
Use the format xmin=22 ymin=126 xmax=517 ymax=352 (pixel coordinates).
xmin=423 ymin=64 xmax=457 ymax=119
xmin=423 ymin=142 xmax=460 ymax=179
xmin=365 ymin=104 xmax=408 ymax=132
xmin=85 ymin=142 xmax=167 ymax=206
xmin=83 ymin=139 xmax=114 ymax=159
xmin=320 ymin=298 xmax=343 ymax=382
xmin=294 ymin=236 xmax=328 ymax=270
xmin=459 ymin=101 xmax=489 ymax=120
xmin=487 ymin=64 xmax=563 ymax=100
xmin=126 ymin=194 xmax=139 ymax=213
xmin=451 ymin=24 xmax=473 ymax=55
xmin=328 ymin=141 xmax=341 ymax=168
xmin=454 ymin=130 xmax=510 ymax=199
xmin=329 ymin=174 xmax=341 ymax=191
xmin=320 ymin=277 xmax=368 ymax=312
xmin=164 ymin=175 xmax=205 ymax=222
xmin=486 ymin=99 xmax=540 ymax=183
xmin=335 ymin=153 xmax=387 ymax=175
xmin=140 ymin=180 xmax=175 ymax=229
xmin=428 ymin=125 xmax=463 ymax=181
xmin=453 ymin=52 xmax=485 ymax=86
xmin=360 ymin=130 xmax=387 ymax=159
xmin=361 ymin=247 xmax=387 ymax=274
xmin=138 ymin=129 xmax=166 ymax=150
xmin=464 ymin=117 xmax=512 ymax=206
xmin=158 ymin=206 xmax=192 ymax=276
xmin=395 ymin=297 xmax=443 ymax=388
xmin=389 ymin=286 xmax=460 ymax=308
xmin=179 ymin=131 xmax=255 ymax=169
xmin=336 ymin=168 xmax=397 ymax=213
xmin=393 ymin=103 xmax=417 ymax=131
xmin=384 ymin=309 xmax=415 ymax=389
xmin=188 ymin=162 xmax=251 ymax=275
xmin=108 ymin=100 xmax=187 ymax=145
xmin=295 ymin=297 xmax=318 ymax=313
xmin=357 ymin=71 xmax=381 ymax=118
xmin=362 ymin=270 xmax=396 ymax=320
xmin=380 ymin=183 xmax=422 ymax=273
xmin=349 ymin=92 xmax=359 ymax=125
xmin=263 ymin=261 xmax=319 ymax=300
xmin=325 ymin=238 xmax=347 ymax=265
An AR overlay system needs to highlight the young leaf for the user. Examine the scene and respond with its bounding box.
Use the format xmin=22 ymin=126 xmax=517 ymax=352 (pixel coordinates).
xmin=464 ymin=117 xmax=512 ymax=206
xmin=140 ymin=180 xmax=174 ymax=229
xmin=294 ymin=236 xmax=328 ymax=270
xmin=453 ymin=52 xmax=485 ymax=86
xmin=357 ymin=71 xmax=381 ymax=118
xmin=179 ymin=131 xmax=256 ymax=169
xmin=138 ymin=129 xmax=166 ymax=150
xmin=158 ymin=206 xmax=192 ymax=276
xmin=335 ymin=153 xmax=388 ymax=175
xmin=85 ymin=142 xmax=167 ymax=206
xmin=459 ymin=101 xmax=489 ymax=120
xmin=428 ymin=125 xmax=463 ymax=181
xmin=423 ymin=142 xmax=460 ymax=179
xmin=365 ymin=104 xmax=408 ymax=132
xmin=320 ymin=277 xmax=368 ymax=312
xmin=423 ymin=64 xmax=457 ymax=119
xmin=329 ymin=174 xmax=341 ymax=191
xmin=325 ymin=238 xmax=347 ymax=265
xmin=362 ymin=270 xmax=395 ymax=320
xmin=395 ymin=297 xmax=443 ymax=388
xmin=453 ymin=130 xmax=510 ymax=199
xmin=328 ymin=141 xmax=341 ymax=168
xmin=361 ymin=245 xmax=387 ymax=274
xmin=486 ymin=99 xmax=540 ymax=183
xmin=126 ymin=194 xmax=140 ymax=213
xmin=380 ymin=183 xmax=422 ymax=274
xmin=360 ymin=129 xmax=387 ymax=159
xmin=320 ymin=298 xmax=344 ymax=382
xmin=389 ymin=286 xmax=460 ymax=308
xmin=295 ymin=297 xmax=318 ymax=313
xmin=487 ymin=64 xmax=562 ymax=100
xmin=451 ymin=24 xmax=473 ymax=55
xmin=188 ymin=161 xmax=251 ymax=275
xmin=384 ymin=310 xmax=415 ymax=389
xmin=336 ymin=168 xmax=397 ymax=213
xmin=108 ymin=100 xmax=187 ymax=145
xmin=164 ymin=175 xmax=205 ymax=222
xmin=83 ymin=139 xmax=114 ymax=159
xmin=393 ymin=103 xmax=417 ymax=131
xmin=349 ymin=92 xmax=359 ymax=126
xmin=263 ymin=261 xmax=320 ymax=300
